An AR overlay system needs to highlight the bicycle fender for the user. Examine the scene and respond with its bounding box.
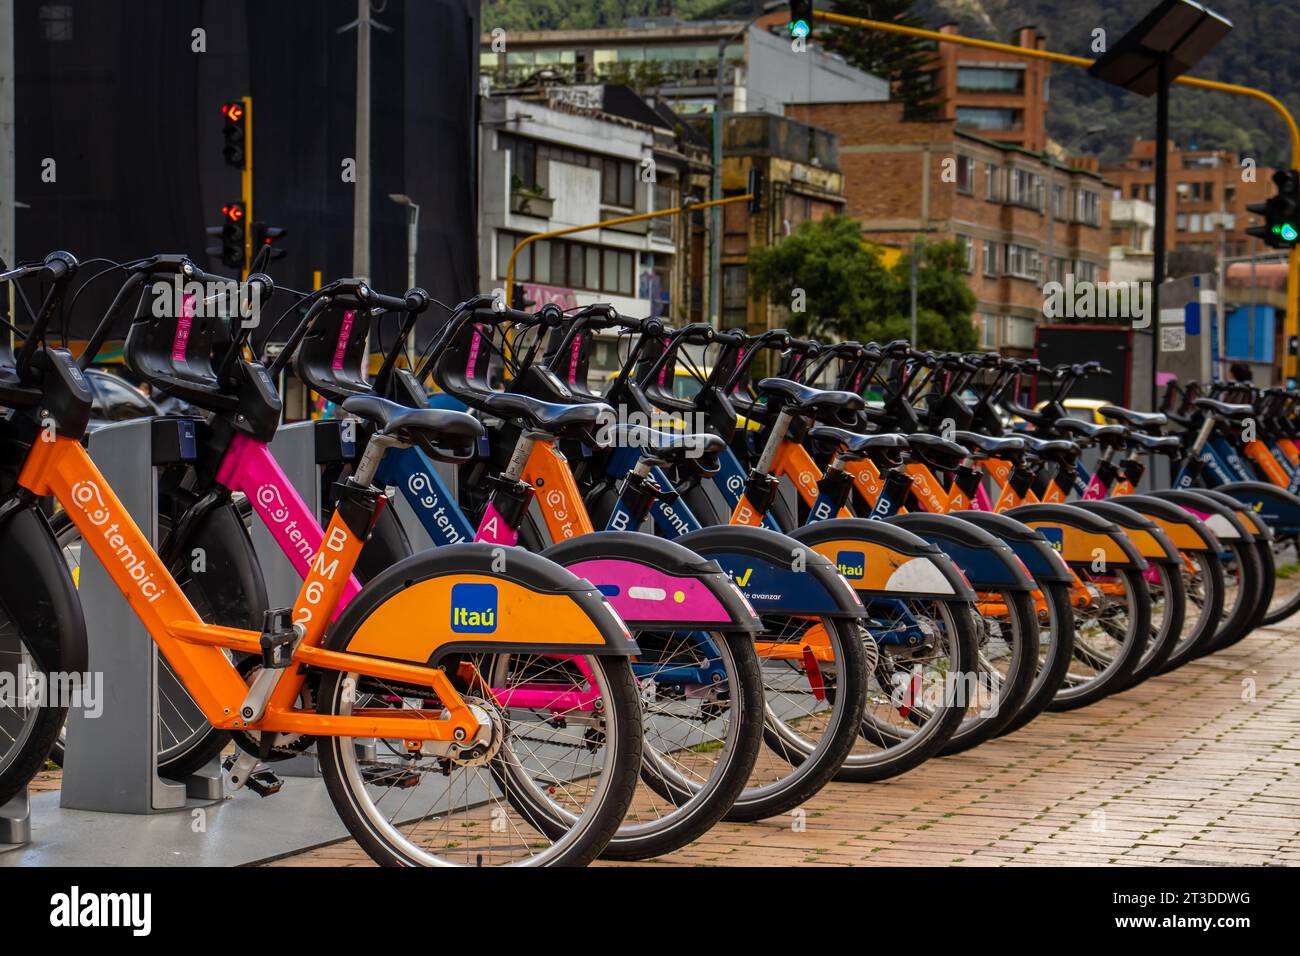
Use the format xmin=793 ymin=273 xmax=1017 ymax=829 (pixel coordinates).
xmin=1070 ymin=500 xmax=1182 ymax=567
xmin=353 ymin=497 xmax=414 ymax=584
xmin=889 ymin=512 xmax=1037 ymax=591
xmin=541 ymin=531 xmax=760 ymax=632
xmin=782 ymin=518 xmax=976 ymax=602
xmin=676 ymin=525 xmax=865 ymax=619
xmin=1150 ymin=490 xmax=1252 ymax=542
xmin=1006 ymin=503 xmax=1147 ymax=570
xmin=165 ymin=494 xmax=269 ymax=628
xmin=0 ymin=500 xmax=88 ymax=675
xmin=325 ymin=542 xmax=638 ymax=660
xmin=1111 ymin=494 xmax=1222 ymax=553
xmin=1205 ymin=482 xmax=1291 ymax=538
xmin=947 ymin=511 xmax=1075 ymax=585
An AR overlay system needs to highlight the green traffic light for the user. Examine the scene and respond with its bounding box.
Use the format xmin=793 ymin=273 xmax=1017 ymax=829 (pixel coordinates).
xmin=1281 ymin=223 xmax=1298 ymax=243
xmin=789 ymin=19 xmax=810 ymax=38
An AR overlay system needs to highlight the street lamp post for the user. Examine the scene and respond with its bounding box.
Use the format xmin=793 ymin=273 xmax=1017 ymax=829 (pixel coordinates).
xmin=388 ymin=192 xmax=419 ymax=367
xmin=388 ymin=193 xmax=420 ymax=290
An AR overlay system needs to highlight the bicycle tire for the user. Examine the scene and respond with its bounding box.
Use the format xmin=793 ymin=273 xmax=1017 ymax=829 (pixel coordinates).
xmin=998 ymin=581 xmax=1074 ymax=737
xmin=1048 ymin=565 xmax=1151 ymax=710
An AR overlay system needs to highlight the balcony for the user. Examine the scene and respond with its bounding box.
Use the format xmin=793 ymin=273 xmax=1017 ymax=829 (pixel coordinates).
xmin=510 ymin=189 xmax=554 ymax=219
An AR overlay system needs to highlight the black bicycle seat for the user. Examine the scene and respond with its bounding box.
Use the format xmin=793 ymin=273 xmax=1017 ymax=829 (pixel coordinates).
xmin=479 ymin=391 xmax=612 ymax=440
xmin=951 ymin=431 xmax=1026 ymax=458
xmin=1126 ymin=432 xmax=1184 ymax=455
xmin=907 ymin=433 xmax=968 ymax=471
xmin=1193 ymin=398 xmax=1254 ymax=420
xmin=755 ymin=378 xmax=866 ymax=418
xmin=1100 ymin=405 xmax=1167 ymax=430
xmin=1053 ymin=418 xmax=1128 ymax=447
xmin=1019 ymin=435 xmax=1079 ymax=463
xmin=341 ymin=394 xmax=484 ymax=462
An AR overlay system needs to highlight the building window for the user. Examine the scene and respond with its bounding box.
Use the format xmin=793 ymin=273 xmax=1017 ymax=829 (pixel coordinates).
xmin=1075 ymin=189 xmax=1100 ymax=226
xmin=956 ymin=107 xmax=1023 ymax=132
xmin=958 ymin=236 xmax=975 ymax=273
xmin=956 ymin=66 xmax=1025 ymax=93
xmin=978 ymin=313 xmax=999 ymax=348
xmin=1006 ymin=316 xmax=1036 ymax=349
xmin=602 ymin=157 xmax=636 ymax=208
xmin=1074 ymin=260 xmax=1099 ymax=284
xmin=1004 ymin=243 xmax=1040 ymax=281
xmin=985 ymin=163 xmax=999 ymax=201
xmin=722 ymin=265 xmax=748 ymax=327
xmin=39 ymin=4 xmax=73 ymax=41
xmin=1175 ymin=214 xmax=1188 ymax=232
xmin=955 ymin=155 xmax=975 ymax=194
xmin=983 ymin=240 xmax=997 ymax=276
xmin=497 ymin=231 xmax=635 ymax=295
xmin=1009 ymin=168 xmax=1043 ymax=209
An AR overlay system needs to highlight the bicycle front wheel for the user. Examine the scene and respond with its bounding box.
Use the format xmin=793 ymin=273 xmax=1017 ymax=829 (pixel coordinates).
xmin=316 ymin=652 xmax=641 ymax=867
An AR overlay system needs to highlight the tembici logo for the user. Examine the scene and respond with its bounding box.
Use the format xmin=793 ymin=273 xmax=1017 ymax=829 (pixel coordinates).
xmin=451 ymin=583 xmax=498 ymax=633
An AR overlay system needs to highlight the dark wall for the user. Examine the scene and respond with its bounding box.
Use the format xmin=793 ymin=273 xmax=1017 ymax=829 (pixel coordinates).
xmin=13 ymin=0 xmax=479 ymax=346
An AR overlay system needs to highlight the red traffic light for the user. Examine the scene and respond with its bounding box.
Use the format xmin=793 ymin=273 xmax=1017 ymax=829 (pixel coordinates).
xmin=221 ymin=202 xmax=245 ymax=223
xmin=220 ymin=101 xmax=244 ymax=122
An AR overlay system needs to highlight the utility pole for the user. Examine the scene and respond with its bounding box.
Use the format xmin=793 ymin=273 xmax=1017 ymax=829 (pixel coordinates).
xmin=910 ymin=238 xmax=920 ymax=347
xmin=711 ymin=37 xmax=726 ymax=326
xmin=353 ymin=0 xmax=370 ymax=281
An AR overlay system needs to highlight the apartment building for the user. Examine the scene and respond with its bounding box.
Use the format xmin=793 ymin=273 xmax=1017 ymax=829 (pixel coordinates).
xmin=1102 ymin=139 xmax=1276 ymax=260
xmin=479 ymin=84 xmax=709 ymax=332
xmin=928 ymin=24 xmax=1052 ymax=153
xmin=480 ymin=18 xmax=888 ymax=117
xmin=1109 ymin=198 xmax=1156 ymax=286
xmin=787 ymin=101 xmax=1111 ymax=353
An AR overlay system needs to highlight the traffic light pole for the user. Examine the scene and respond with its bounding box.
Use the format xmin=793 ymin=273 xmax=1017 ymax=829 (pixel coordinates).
xmin=241 ymin=94 xmax=253 ymax=281
xmin=503 ymin=193 xmax=753 ymax=307
xmin=814 ymin=9 xmax=1300 ymax=380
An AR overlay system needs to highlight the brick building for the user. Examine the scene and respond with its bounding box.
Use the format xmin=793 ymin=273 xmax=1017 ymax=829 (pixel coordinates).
xmin=1102 ymin=139 xmax=1276 ymax=261
xmin=930 ymin=24 xmax=1052 ymax=153
xmin=788 ymin=101 xmax=1111 ymax=352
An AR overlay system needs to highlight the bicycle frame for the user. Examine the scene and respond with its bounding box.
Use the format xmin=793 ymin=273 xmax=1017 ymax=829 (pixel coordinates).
xmin=17 ymin=434 xmax=485 ymax=744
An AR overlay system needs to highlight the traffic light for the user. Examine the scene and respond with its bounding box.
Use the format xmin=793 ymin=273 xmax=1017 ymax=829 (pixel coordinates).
xmin=220 ymin=100 xmax=247 ymax=170
xmin=746 ymin=166 xmax=763 ymax=214
xmin=1246 ymin=169 xmax=1300 ymax=249
xmin=251 ymin=222 xmax=287 ymax=268
xmin=205 ymin=202 xmax=246 ymax=270
xmin=788 ymin=0 xmax=813 ymax=39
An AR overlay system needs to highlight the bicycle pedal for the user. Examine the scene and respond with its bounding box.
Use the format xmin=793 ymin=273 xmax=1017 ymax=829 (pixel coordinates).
xmin=260 ymin=607 xmax=298 ymax=670
xmin=362 ymin=765 xmax=421 ymax=789
xmin=245 ymin=769 xmax=283 ymax=797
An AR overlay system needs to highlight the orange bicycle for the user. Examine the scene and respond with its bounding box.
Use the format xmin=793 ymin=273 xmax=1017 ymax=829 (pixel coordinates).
xmin=0 ymin=252 xmax=643 ymax=866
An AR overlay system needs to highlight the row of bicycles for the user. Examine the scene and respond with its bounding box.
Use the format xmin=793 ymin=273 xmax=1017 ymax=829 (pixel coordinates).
xmin=2 ymin=249 xmax=1295 ymax=866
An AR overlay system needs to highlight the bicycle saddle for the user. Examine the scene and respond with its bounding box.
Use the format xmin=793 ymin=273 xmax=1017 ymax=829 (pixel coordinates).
xmin=1099 ymin=405 xmax=1167 ymax=430
xmin=341 ymin=395 xmax=484 ymax=462
xmin=1019 ymin=435 xmax=1079 ymax=463
xmin=1125 ymin=431 xmax=1183 ymax=455
xmin=906 ymin=433 xmax=968 ymax=471
xmin=613 ymin=424 xmax=724 ymax=474
xmin=951 ymin=431 xmax=1026 ymax=458
xmin=1193 ymin=398 xmax=1254 ymax=420
xmin=754 ymin=378 xmax=866 ymax=418
xmin=479 ymin=391 xmax=612 ymax=440
xmin=1004 ymin=400 xmax=1049 ymax=428
xmin=1054 ymin=418 xmax=1128 ymax=447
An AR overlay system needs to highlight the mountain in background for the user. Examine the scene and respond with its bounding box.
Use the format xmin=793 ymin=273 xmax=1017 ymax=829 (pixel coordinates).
xmin=482 ymin=0 xmax=1300 ymax=168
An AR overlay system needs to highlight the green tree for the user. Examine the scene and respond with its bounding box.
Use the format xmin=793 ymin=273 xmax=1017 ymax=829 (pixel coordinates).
xmin=823 ymin=0 xmax=943 ymax=120
xmin=748 ymin=214 xmax=977 ymax=351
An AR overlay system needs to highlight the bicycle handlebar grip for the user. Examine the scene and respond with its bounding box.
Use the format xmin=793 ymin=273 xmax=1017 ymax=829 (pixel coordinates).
xmin=712 ymin=329 xmax=746 ymax=346
xmin=673 ymin=322 xmax=716 ymax=345
xmin=41 ymin=250 xmax=78 ymax=281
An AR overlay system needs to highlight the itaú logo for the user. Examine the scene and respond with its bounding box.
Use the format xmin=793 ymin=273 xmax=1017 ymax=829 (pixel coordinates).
xmin=450 ymin=583 xmax=498 ymax=633
xmin=70 ymin=480 xmax=167 ymax=605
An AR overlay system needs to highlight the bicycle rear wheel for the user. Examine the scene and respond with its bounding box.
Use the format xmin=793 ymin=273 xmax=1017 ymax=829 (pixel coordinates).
xmin=1049 ymin=566 xmax=1150 ymax=710
xmin=1157 ymin=550 xmax=1224 ymax=672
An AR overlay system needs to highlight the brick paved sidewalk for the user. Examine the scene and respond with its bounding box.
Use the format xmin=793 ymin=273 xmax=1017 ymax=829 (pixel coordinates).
xmin=272 ymin=621 xmax=1300 ymax=867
